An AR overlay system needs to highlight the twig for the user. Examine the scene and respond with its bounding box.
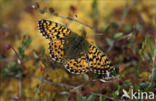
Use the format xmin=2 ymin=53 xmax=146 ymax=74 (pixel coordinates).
xmin=9 ymin=47 xmax=24 ymax=100
xmin=0 ymin=58 xmax=16 ymax=62
xmin=34 ymin=75 xmax=114 ymax=93
xmin=70 ymin=77 xmax=113 ymax=92
xmin=18 ymin=78 xmax=22 ymax=98
xmin=51 ymin=13 xmax=96 ymax=32
xmin=10 ymin=79 xmax=22 ymax=100
xmin=42 ymin=79 xmax=75 ymax=88
xmin=34 ymin=79 xmax=43 ymax=101
xmin=70 ymin=81 xmax=89 ymax=92
xmin=119 ymin=0 xmax=136 ymax=27
xmin=34 ymin=68 xmax=53 ymax=101
xmin=37 ymin=6 xmax=97 ymax=32
xmin=11 ymin=47 xmax=22 ymax=64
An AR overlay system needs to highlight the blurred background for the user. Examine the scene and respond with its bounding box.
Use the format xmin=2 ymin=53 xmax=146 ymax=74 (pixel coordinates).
xmin=0 ymin=0 xmax=156 ymax=101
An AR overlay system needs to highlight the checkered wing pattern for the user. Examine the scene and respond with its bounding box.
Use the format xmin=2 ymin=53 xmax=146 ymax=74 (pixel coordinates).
xmin=49 ymin=40 xmax=65 ymax=63
xmin=64 ymin=56 xmax=89 ymax=74
xmin=38 ymin=19 xmax=71 ymax=40
xmin=87 ymin=45 xmax=114 ymax=75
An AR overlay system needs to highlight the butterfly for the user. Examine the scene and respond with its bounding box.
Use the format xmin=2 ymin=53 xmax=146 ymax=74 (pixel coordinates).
xmin=38 ymin=19 xmax=117 ymax=76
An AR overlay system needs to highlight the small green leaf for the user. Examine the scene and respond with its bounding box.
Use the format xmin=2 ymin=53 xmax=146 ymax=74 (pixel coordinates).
xmin=115 ymin=90 xmax=119 ymax=96
xmin=18 ymin=47 xmax=24 ymax=55
xmin=112 ymin=90 xmax=118 ymax=99
xmin=86 ymin=95 xmax=93 ymax=101
xmin=123 ymin=80 xmax=132 ymax=87
xmin=150 ymin=67 xmax=156 ymax=83
xmin=142 ymin=41 xmax=146 ymax=49
xmin=135 ymin=23 xmax=144 ymax=32
xmin=23 ymin=54 xmax=29 ymax=60
xmin=147 ymin=36 xmax=154 ymax=56
xmin=103 ymin=25 xmax=110 ymax=33
xmin=33 ymin=51 xmax=39 ymax=59
xmin=124 ymin=26 xmax=132 ymax=32
xmin=106 ymin=38 xmax=114 ymax=47
xmin=23 ymin=35 xmax=32 ymax=47
xmin=139 ymin=41 xmax=146 ymax=56
xmin=114 ymin=32 xmax=123 ymax=39
xmin=77 ymin=96 xmax=83 ymax=101
xmin=153 ymin=67 xmax=156 ymax=81
xmin=99 ymin=96 xmax=103 ymax=101
xmin=111 ymin=22 xmax=119 ymax=28
xmin=15 ymin=72 xmax=22 ymax=78
xmin=139 ymin=49 xmax=142 ymax=56
xmin=2 ymin=63 xmax=22 ymax=78
xmin=140 ymin=82 xmax=149 ymax=88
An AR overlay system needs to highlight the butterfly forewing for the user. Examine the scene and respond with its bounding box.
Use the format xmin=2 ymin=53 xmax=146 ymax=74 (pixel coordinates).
xmin=38 ymin=19 xmax=71 ymax=40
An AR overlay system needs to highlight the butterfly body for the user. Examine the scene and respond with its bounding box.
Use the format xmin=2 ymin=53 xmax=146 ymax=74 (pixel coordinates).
xmin=63 ymin=33 xmax=89 ymax=60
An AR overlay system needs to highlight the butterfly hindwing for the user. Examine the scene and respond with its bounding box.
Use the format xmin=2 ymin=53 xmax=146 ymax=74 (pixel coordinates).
xmin=64 ymin=56 xmax=89 ymax=74
xmin=87 ymin=45 xmax=114 ymax=75
xmin=49 ymin=40 xmax=65 ymax=63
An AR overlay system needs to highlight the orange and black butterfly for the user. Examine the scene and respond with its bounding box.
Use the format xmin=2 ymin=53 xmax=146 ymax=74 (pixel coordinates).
xmin=38 ymin=19 xmax=117 ymax=76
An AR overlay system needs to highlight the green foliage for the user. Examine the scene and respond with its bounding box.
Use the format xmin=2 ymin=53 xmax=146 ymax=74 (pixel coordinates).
xmin=77 ymin=95 xmax=93 ymax=101
xmin=33 ymin=50 xmax=39 ymax=59
xmin=1 ymin=35 xmax=32 ymax=78
xmin=147 ymin=36 xmax=154 ymax=57
xmin=99 ymin=96 xmax=106 ymax=101
xmin=103 ymin=25 xmax=110 ymax=34
xmin=123 ymin=80 xmax=133 ymax=87
xmin=2 ymin=63 xmax=22 ymax=78
xmin=139 ymin=40 xmax=145 ymax=56
xmin=18 ymin=35 xmax=32 ymax=59
xmin=111 ymin=22 xmax=119 ymax=28
xmin=135 ymin=23 xmax=144 ymax=32
xmin=112 ymin=83 xmax=121 ymax=99
xmin=113 ymin=32 xmax=123 ymax=39
xmin=106 ymin=38 xmax=114 ymax=47
xmin=124 ymin=25 xmax=133 ymax=32
xmin=139 ymin=82 xmax=149 ymax=89
xmin=149 ymin=67 xmax=156 ymax=85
